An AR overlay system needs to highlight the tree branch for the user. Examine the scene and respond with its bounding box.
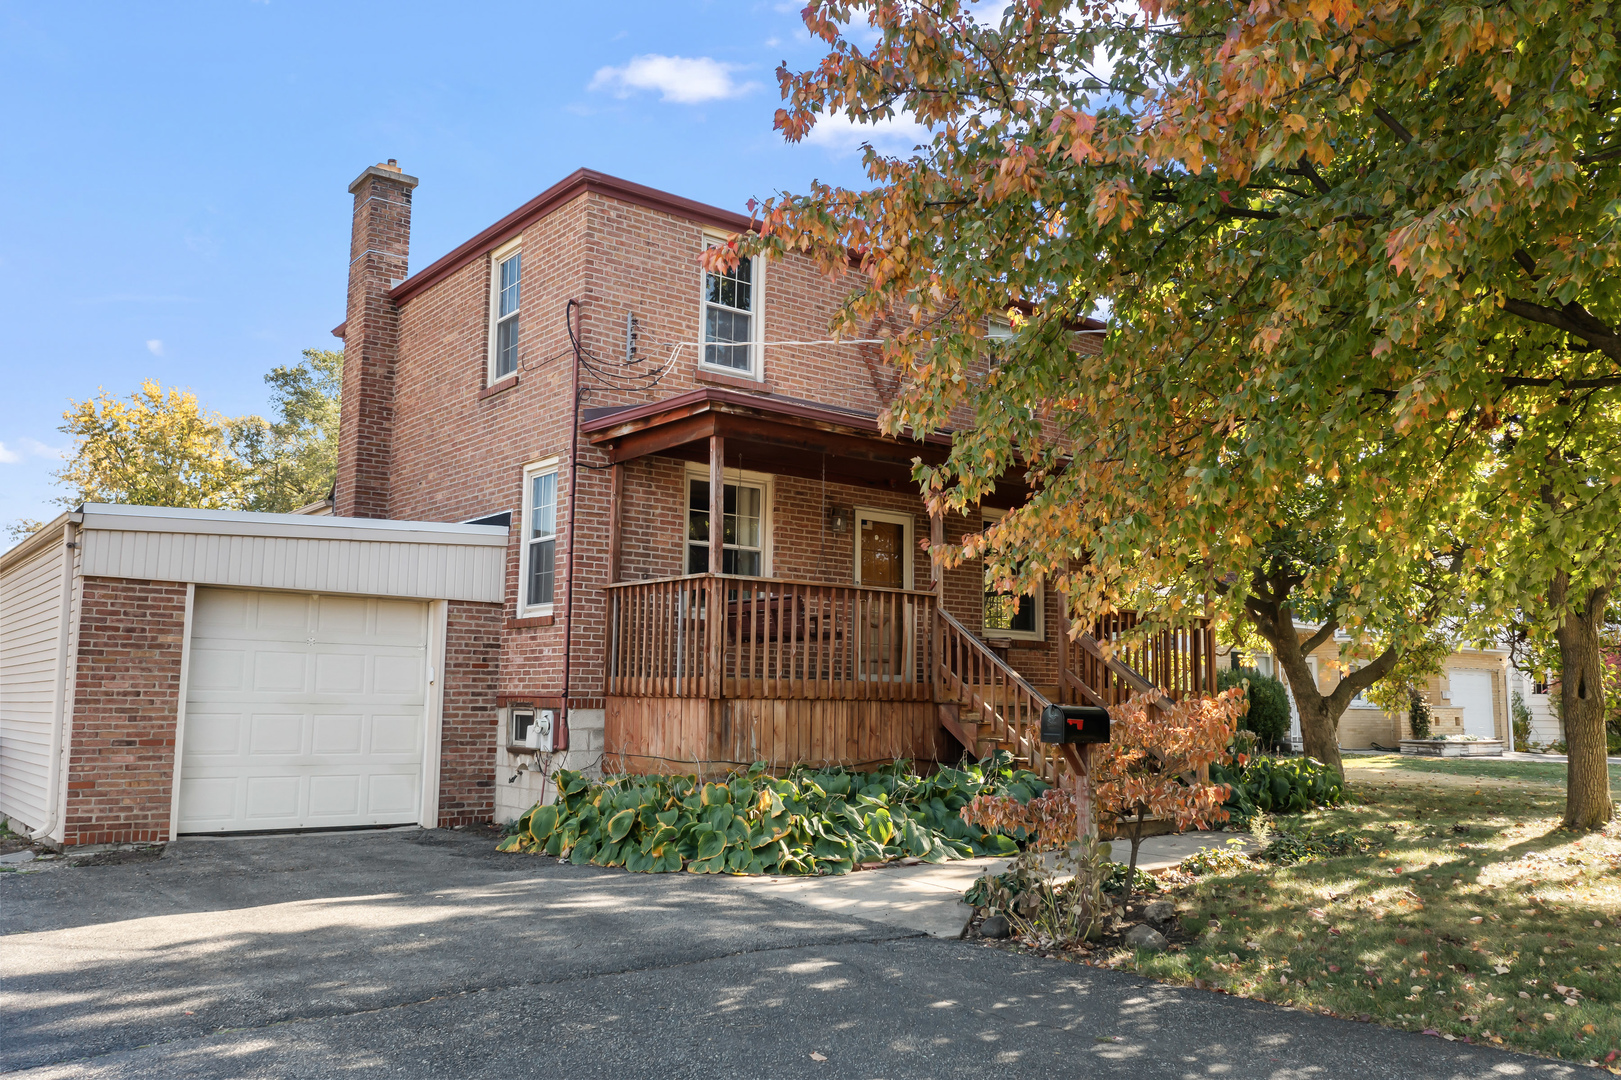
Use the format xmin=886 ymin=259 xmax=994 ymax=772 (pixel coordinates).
xmin=1500 ymin=298 xmax=1621 ymax=361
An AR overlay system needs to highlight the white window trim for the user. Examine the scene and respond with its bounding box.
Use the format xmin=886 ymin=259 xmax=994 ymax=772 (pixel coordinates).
xmin=699 ymin=231 xmax=765 ymax=381
xmin=518 ymin=456 xmax=559 ymax=617
xmin=487 ymin=236 xmax=523 ymax=385
xmin=683 ymin=463 xmax=774 ymax=577
xmin=853 ymin=507 xmax=915 ymax=591
xmin=979 ymin=508 xmax=1043 ymax=640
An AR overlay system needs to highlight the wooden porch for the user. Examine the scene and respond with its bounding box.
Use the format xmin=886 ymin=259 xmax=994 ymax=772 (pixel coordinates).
xmin=603 ymin=571 xmax=1217 ymax=786
xmin=584 ymin=386 xmax=1218 ymax=790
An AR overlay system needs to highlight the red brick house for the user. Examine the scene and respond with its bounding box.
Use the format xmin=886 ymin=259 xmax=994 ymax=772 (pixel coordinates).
xmin=331 ymin=160 xmax=1215 ymax=824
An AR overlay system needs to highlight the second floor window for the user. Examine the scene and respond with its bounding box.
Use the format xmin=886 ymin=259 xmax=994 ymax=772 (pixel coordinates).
xmin=702 ymin=246 xmax=755 ymax=374
xmin=523 ymin=464 xmax=556 ymax=610
xmin=493 ymin=250 xmax=521 ymax=379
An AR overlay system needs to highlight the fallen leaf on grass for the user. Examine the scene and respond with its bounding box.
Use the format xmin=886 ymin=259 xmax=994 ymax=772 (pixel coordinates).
xmin=1469 ymin=916 xmax=1483 ymax=924
xmin=810 ymin=1052 xmax=827 ymax=1062
xmin=1493 ymin=965 xmax=1510 ymax=975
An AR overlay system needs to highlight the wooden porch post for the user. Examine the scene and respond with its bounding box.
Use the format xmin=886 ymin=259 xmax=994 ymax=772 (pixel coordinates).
xmin=607 ymin=462 xmax=623 ymax=584
xmin=929 ymin=510 xmax=944 ymax=599
xmin=1056 ymin=584 xmax=1070 ymax=705
xmin=708 ymin=434 xmax=725 ymax=574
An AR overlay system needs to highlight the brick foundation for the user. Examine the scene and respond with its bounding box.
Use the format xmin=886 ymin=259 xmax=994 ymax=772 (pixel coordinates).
xmin=63 ymin=577 xmax=188 ymax=846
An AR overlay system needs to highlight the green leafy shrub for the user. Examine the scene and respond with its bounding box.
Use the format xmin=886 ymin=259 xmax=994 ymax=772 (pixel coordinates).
xmin=1209 ymin=755 xmax=1345 ymax=827
xmin=1409 ymin=692 xmax=1433 ymax=739
xmin=498 ymin=754 xmax=1048 ymax=876
xmin=1216 ymin=667 xmax=1291 ymax=748
xmin=1180 ymin=839 xmax=1255 ymax=876
xmin=1511 ymin=691 xmax=1534 ymax=751
xmin=1253 ymin=818 xmax=1373 ymax=865
xmin=1103 ymin=860 xmax=1161 ymax=894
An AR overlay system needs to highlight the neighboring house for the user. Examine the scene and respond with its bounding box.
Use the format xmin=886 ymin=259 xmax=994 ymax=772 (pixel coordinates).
xmin=1506 ymin=666 xmax=1562 ymax=747
xmin=0 ymin=161 xmax=1213 ymax=847
xmin=1224 ymin=631 xmax=1513 ymax=749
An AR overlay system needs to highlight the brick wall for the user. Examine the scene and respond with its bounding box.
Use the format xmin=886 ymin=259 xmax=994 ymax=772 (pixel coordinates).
xmin=352 ymin=174 xmax=1083 ymax=737
xmin=336 ymin=163 xmax=418 ymax=518
xmin=437 ymin=600 xmax=503 ymax=826
xmin=62 ymin=577 xmax=188 ymax=846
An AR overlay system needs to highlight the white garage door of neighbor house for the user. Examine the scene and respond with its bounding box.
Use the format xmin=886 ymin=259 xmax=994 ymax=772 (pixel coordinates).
xmin=178 ymin=588 xmax=430 ymax=833
xmin=1451 ymin=670 xmax=1496 ymax=739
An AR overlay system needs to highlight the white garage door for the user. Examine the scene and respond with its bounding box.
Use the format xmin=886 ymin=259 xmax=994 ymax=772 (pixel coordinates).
xmin=1451 ymin=669 xmax=1497 ymax=740
xmin=179 ymin=588 xmax=430 ymax=833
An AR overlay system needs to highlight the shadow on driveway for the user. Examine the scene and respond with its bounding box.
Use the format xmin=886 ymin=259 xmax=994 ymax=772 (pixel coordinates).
xmin=0 ymin=830 xmax=1576 ymax=1079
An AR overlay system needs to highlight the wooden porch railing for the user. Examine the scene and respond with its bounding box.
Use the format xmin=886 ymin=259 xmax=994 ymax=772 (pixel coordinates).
xmin=605 ymin=574 xmax=936 ymax=700
xmin=1065 ymin=612 xmax=1217 ymax=711
xmin=935 ymin=608 xmax=1063 ymax=785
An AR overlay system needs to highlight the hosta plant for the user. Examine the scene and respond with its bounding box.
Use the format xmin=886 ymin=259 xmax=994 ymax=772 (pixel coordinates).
xmin=496 ymin=755 xmax=1047 ymax=876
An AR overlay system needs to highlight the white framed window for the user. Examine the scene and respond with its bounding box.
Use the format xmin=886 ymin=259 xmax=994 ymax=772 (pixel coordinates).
xmin=685 ymin=465 xmax=771 ymax=576
xmin=980 ymin=509 xmax=1042 ymax=640
xmin=489 ymin=241 xmax=522 ymax=382
xmin=701 ymin=236 xmax=761 ymax=377
xmin=1345 ymin=659 xmax=1377 ymax=708
xmin=520 ymin=458 xmax=558 ymax=614
xmin=854 ymin=508 xmax=913 ymax=590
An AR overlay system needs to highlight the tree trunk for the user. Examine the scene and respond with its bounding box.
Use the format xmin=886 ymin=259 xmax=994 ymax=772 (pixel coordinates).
xmin=1294 ymin=692 xmax=1344 ymax=776
xmin=1551 ymin=573 xmax=1614 ymax=830
xmin=1126 ymin=805 xmax=1147 ymax=887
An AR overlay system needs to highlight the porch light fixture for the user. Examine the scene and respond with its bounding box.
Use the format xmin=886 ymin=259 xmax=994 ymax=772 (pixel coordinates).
xmin=827 ymin=505 xmax=849 ymax=533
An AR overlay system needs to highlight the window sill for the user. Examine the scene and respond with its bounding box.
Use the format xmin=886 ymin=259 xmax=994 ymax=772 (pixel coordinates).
xmin=696 ymin=367 xmax=770 ymax=393
xmin=506 ymin=614 xmax=555 ymax=629
xmin=985 ymin=635 xmax=1047 ymax=648
xmin=480 ymin=374 xmax=519 ymax=401
xmin=505 ymin=744 xmax=548 ymax=756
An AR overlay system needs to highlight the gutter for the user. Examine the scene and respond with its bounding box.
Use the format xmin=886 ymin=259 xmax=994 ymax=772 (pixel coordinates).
xmin=30 ymin=517 xmax=79 ymax=842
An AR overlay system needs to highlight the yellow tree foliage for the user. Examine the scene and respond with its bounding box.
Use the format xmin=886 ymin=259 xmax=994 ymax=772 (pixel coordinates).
xmin=56 ymin=380 xmax=250 ymax=510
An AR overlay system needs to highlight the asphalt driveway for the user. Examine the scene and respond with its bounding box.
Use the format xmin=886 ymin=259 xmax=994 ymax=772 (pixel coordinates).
xmin=0 ymin=829 xmax=1577 ymax=1079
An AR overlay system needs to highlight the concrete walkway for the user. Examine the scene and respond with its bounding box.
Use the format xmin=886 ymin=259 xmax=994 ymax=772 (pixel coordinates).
xmin=738 ymin=831 xmax=1257 ymax=938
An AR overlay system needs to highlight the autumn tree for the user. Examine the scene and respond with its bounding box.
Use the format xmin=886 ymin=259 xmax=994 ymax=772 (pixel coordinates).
xmin=55 ymin=349 xmax=344 ymax=516
xmin=56 ymin=380 xmax=251 ymax=509
xmin=1092 ymin=690 xmax=1245 ymax=881
xmin=715 ymin=0 xmax=1621 ymax=825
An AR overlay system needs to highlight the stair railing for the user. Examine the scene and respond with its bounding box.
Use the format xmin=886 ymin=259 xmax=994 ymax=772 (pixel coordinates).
xmin=935 ymin=607 xmax=1061 ymax=785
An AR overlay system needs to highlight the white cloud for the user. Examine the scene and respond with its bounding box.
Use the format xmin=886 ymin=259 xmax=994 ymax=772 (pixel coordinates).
xmin=0 ymin=438 xmax=62 ymax=465
xmin=146 ymin=339 xmax=164 ymax=356
xmin=802 ymin=110 xmax=930 ymax=156
xmin=588 ymin=55 xmax=759 ymax=104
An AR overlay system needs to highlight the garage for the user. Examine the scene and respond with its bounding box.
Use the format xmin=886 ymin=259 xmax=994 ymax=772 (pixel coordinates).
xmin=0 ymin=503 xmax=507 ymax=847
xmin=179 ymin=589 xmax=432 ymax=833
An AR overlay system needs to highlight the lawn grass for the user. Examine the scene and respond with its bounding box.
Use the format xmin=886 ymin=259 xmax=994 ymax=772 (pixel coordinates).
xmin=1348 ymin=752 xmax=1621 ymax=789
xmin=1117 ymin=770 xmax=1621 ymax=1067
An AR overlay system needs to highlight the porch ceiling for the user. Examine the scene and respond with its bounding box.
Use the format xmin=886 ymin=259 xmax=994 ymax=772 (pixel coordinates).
xmin=581 ymin=388 xmax=1027 ymax=506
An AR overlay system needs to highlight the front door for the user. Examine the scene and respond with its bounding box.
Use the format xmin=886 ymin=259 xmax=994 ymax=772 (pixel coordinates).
xmin=857 ymin=514 xmax=908 ymax=589
xmin=855 ymin=511 xmax=912 ymax=679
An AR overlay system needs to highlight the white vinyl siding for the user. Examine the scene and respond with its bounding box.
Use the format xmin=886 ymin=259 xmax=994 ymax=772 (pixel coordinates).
xmin=0 ymin=540 xmax=66 ymax=831
xmin=78 ymin=530 xmax=505 ymax=604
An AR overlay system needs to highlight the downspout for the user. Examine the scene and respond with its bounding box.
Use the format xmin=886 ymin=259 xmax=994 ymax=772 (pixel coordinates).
xmin=31 ymin=518 xmax=78 ymax=841
xmin=559 ymin=298 xmax=584 ymax=750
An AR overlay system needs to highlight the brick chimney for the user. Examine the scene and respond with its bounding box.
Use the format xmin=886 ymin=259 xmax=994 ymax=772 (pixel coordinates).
xmin=335 ymin=159 xmax=418 ymax=518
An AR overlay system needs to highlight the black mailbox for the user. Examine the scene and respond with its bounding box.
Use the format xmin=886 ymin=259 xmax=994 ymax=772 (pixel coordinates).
xmin=1040 ymin=704 xmax=1111 ymax=745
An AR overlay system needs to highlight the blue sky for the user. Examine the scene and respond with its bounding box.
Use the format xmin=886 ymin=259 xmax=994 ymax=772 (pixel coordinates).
xmin=0 ymin=1 xmax=924 ymax=533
